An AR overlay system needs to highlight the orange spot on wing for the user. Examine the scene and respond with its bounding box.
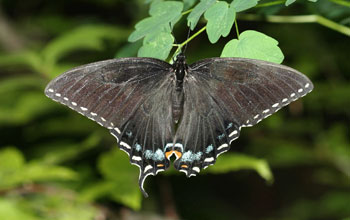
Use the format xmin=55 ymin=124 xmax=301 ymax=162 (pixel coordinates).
xmin=157 ymin=164 xmax=164 ymax=167
xmin=174 ymin=151 xmax=182 ymax=159
xmin=181 ymin=164 xmax=188 ymax=169
xmin=165 ymin=150 xmax=174 ymax=159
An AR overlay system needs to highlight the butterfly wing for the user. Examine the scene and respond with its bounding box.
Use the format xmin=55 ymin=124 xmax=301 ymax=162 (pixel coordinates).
xmin=45 ymin=58 xmax=176 ymax=197
xmin=174 ymin=58 xmax=313 ymax=176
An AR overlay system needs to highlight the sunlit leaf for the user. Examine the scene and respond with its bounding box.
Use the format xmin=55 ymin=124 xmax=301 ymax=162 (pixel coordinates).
xmin=138 ymin=32 xmax=174 ymax=60
xmin=183 ymin=0 xmax=198 ymax=10
xmin=204 ymin=1 xmax=236 ymax=43
xmin=115 ymin=41 xmax=143 ymax=58
xmin=221 ymin=30 xmax=284 ymax=64
xmin=128 ymin=1 xmax=183 ymax=42
xmin=285 ymin=0 xmax=296 ymax=6
xmin=0 ymin=147 xmax=25 ymax=172
xmin=187 ymin=0 xmax=216 ymax=30
xmin=231 ymin=0 xmax=258 ymax=12
xmin=0 ymin=199 xmax=38 ymax=220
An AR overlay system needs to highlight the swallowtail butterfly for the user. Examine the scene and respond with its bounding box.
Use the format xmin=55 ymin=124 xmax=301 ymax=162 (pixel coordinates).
xmin=45 ymin=53 xmax=313 ymax=197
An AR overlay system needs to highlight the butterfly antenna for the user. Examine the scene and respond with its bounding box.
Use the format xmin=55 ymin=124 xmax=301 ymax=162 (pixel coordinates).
xmin=169 ymin=22 xmax=179 ymax=63
xmin=183 ymin=28 xmax=191 ymax=54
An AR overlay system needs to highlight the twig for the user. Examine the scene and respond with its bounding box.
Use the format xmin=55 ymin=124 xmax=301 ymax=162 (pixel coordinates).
xmin=237 ymin=14 xmax=350 ymax=36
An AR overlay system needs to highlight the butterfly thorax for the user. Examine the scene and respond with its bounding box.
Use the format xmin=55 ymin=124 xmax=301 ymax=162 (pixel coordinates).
xmin=172 ymin=53 xmax=187 ymax=124
xmin=173 ymin=53 xmax=188 ymax=91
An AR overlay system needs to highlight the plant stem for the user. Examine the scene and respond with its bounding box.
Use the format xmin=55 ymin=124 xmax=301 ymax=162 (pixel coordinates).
xmin=235 ymin=18 xmax=240 ymax=39
xmin=237 ymin=14 xmax=350 ymax=36
xmin=256 ymin=0 xmax=285 ymax=7
xmin=330 ymin=0 xmax=350 ymax=7
xmin=169 ymin=26 xmax=207 ymax=62
xmin=182 ymin=9 xmax=193 ymax=15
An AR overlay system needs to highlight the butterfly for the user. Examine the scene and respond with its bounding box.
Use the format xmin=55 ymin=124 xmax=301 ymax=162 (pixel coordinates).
xmin=45 ymin=52 xmax=313 ymax=197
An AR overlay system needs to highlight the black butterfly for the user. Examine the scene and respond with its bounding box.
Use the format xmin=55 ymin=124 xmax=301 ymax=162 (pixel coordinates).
xmin=45 ymin=53 xmax=313 ymax=197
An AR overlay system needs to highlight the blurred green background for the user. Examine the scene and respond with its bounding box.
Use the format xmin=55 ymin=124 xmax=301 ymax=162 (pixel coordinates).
xmin=0 ymin=0 xmax=349 ymax=219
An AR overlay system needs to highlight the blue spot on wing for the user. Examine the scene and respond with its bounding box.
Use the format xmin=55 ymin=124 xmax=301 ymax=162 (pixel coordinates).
xmin=144 ymin=149 xmax=165 ymax=161
xmin=206 ymin=145 xmax=214 ymax=153
xmin=135 ymin=143 xmax=142 ymax=151
xmin=181 ymin=151 xmax=203 ymax=162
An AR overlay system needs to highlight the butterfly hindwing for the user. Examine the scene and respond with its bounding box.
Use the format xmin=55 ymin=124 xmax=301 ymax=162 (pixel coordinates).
xmin=45 ymin=58 xmax=176 ymax=197
xmin=173 ymin=57 xmax=313 ymax=175
xmin=173 ymin=77 xmax=240 ymax=176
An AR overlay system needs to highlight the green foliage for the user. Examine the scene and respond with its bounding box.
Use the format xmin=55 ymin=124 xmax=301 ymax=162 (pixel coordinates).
xmin=81 ymin=148 xmax=142 ymax=210
xmin=286 ymin=0 xmax=319 ymax=6
xmin=42 ymin=25 xmax=129 ymax=74
xmin=285 ymin=0 xmax=297 ymax=6
xmin=0 ymin=24 xmax=129 ymax=77
xmin=0 ymin=0 xmax=349 ymax=219
xmin=0 ymin=190 xmax=99 ymax=220
xmin=115 ymin=41 xmax=143 ymax=58
xmin=187 ymin=0 xmax=216 ymax=30
xmin=221 ymin=30 xmax=284 ymax=63
xmin=206 ymin=153 xmax=273 ymax=183
xmin=231 ymin=0 xmax=258 ymax=12
xmin=138 ymin=32 xmax=174 ymax=60
xmin=204 ymin=1 xmax=236 ymax=43
xmin=128 ymin=1 xmax=183 ymax=42
xmin=0 ymin=147 xmax=77 ymax=190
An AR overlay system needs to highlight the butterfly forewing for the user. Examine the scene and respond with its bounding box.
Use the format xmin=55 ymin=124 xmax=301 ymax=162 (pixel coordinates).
xmin=45 ymin=58 xmax=176 ymax=197
xmin=172 ymin=58 xmax=313 ymax=175
xmin=190 ymin=58 xmax=313 ymax=126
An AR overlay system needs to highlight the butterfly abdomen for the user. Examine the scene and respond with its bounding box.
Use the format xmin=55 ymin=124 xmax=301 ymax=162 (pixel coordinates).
xmin=171 ymin=89 xmax=184 ymax=124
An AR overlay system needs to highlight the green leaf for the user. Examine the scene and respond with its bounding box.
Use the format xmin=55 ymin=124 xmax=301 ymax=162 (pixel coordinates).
xmin=0 ymin=147 xmax=25 ymax=173
xmin=80 ymin=181 xmax=116 ymax=202
xmin=285 ymin=0 xmax=318 ymax=6
xmin=187 ymin=0 xmax=216 ymax=30
xmin=0 ymin=91 xmax=55 ymax=125
xmin=42 ymin=25 xmax=129 ymax=71
xmin=0 ymin=199 xmax=38 ymax=220
xmin=115 ymin=41 xmax=143 ymax=58
xmin=0 ymin=147 xmax=78 ymax=190
xmin=138 ymin=32 xmax=174 ymax=60
xmin=249 ymin=138 xmax=315 ymax=168
xmin=221 ymin=30 xmax=284 ymax=64
xmin=0 ymin=51 xmax=42 ymax=74
xmin=183 ymin=0 xmax=197 ymax=10
xmin=206 ymin=153 xmax=274 ymax=183
xmin=128 ymin=1 xmax=183 ymax=42
xmin=204 ymin=1 xmax=236 ymax=43
xmin=37 ymin=133 xmax=101 ymax=165
xmin=0 ymin=188 xmax=99 ymax=220
xmin=98 ymin=148 xmax=142 ymax=210
xmin=285 ymin=0 xmax=296 ymax=6
xmin=231 ymin=0 xmax=258 ymax=12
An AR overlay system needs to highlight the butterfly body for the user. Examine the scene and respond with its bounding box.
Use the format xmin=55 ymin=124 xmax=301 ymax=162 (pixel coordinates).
xmin=45 ymin=54 xmax=313 ymax=197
